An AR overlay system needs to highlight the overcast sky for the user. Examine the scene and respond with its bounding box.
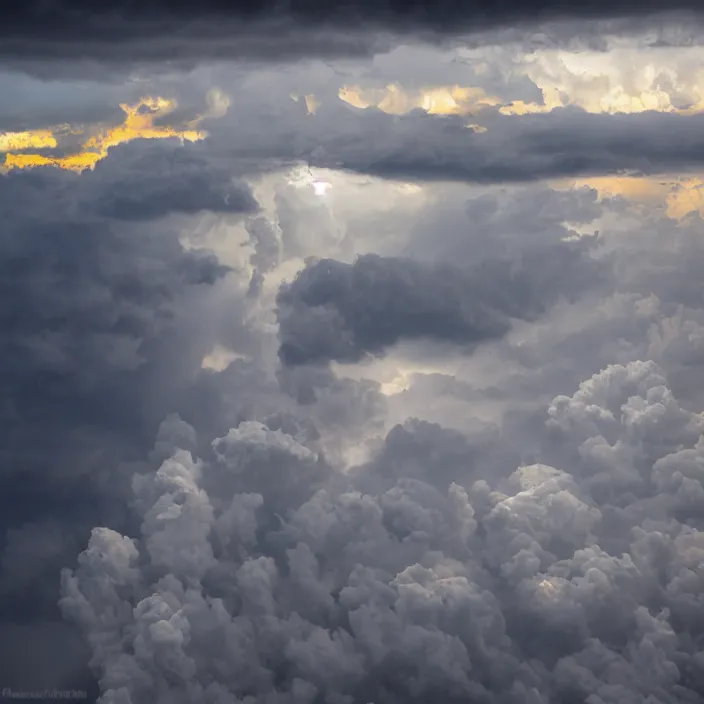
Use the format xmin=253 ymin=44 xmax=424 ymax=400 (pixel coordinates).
xmin=4 ymin=3 xmax=704 ymax=704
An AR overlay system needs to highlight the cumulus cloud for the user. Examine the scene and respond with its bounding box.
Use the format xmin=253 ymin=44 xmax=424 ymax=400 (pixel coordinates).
xmin=60 ymin=357 xmax=704 ymax=703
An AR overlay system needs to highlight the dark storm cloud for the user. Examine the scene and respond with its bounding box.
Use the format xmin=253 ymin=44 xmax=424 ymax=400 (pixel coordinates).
xmin=300 ymin=105 xmax=704 ymax=185
xmin=4 ymin=0 xmax=704 ymax=69
xmin=0 ymin=140 xmax=259 ymax=693
xmin=82 ymin=141 xmax=259 ymax=221
xmin=189 ymin=100 xmax=704 ymax=187
xmin=5 ymin=0 xmax=704 ymax=47
xmin=1 ymin=167 xmax=220 ymax=480
xmin=276 ymin=245 xmax=602 ymax=366
xmin=7 ymin=33 xmax=704 ymax=704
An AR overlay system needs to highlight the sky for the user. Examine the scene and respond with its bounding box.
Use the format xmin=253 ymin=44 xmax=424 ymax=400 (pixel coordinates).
xmin=4 ymin=2 xmax=704 ymax=703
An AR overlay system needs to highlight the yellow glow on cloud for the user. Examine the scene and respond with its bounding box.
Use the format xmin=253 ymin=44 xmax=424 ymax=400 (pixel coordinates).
xmin=508 ymin=49 xmax=704 ymax=116
xmin=1 ymin=95 xmax=216 ymax=173
xmin=553 ymin=175 xmax=670 ymax=202
xmin=201 ymin=344 xmax=246 ymax=372
xmin=666 ymin=178 xmax=704 ymax=219
xmin=339 ymin=77 xmax=703 ymax=120
xmin=343 ymin=46 xmax=704 ymax=120
xmin=0 ymin=129 xmax=58 ymax=152
xmin=304 ymin=95 xmax=319 ymax=115
xmin=339 ymin=83 xmax=500 ymax=116
xmin=380 ymin=368 xmax=421 ymax=395
xmin=500 ymin=88 xmax=704 ymax=116
xmin=552 ymin=173 xmax=704 ymax=221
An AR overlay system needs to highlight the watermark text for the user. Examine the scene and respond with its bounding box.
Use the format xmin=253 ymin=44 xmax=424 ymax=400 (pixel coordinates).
xmin=1 ymin=689 xmax=87 ymax=700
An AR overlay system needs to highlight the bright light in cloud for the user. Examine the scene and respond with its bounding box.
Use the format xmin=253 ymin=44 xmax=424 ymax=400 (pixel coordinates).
xmin=0 ymin=94 xmax=224 ymax=173
xmin=285 ymin=165 xmax=336 ymax=197
xmin=201 ymin=344 xmax=247 ymax=372
xmin=312 ymin=180 xmax=332 ymax=196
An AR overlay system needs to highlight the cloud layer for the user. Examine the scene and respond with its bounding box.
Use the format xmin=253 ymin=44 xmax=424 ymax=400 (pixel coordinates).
xmin=6 ymin=0 xmax=704 ymax=42
xmin=6 ymin=0 xmax=704 ymax=69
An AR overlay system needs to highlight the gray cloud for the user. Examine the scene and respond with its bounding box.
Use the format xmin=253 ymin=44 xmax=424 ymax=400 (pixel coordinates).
xmin=297 ymin=104 xmax=704 ymax=184
xmin=12 ymin=61 xmax=704 ymax=192
xmin=178 ymin=99 xmax=704 ymax=188
xmin=83 ymin=141 xmax=259 ymax=221
xmin=0 ymin=70 xmax=132 ymax=131
xmin=4 ymin=1 xmax=704 ymax=68
xmin=0 ymin=140 xmax=260 ymax=694
xmin=60 ymin=356 xmax=704 ymax=703
xmin=13 ymin=156 xmax=704 ymax=703
xmin=276 ymin=246 xmax=602 ymax=366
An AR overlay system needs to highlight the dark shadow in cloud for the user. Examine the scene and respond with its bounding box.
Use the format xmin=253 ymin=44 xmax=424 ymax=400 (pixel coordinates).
xmin=276 ymin=247 xmax=603 ymax=366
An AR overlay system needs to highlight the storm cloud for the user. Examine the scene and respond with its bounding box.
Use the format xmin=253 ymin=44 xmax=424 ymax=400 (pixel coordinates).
xmin=5 ymin=0 xmax=704 ymax=67
xmin=300 ymin=106 xmax=704 ymax=185
xmin=60 ymin=358 xmax=704 ymax=704
xmin=5 ymin=7 xmax=704 ymax=704
xmin=276 ymin=247 xmax=601 ymax=365
xmin=0 ymin=140 xmax=259 ymax=694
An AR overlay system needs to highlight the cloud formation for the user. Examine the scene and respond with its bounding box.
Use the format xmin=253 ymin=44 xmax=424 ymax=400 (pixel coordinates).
xmin=0 ymin=138 xmax=259 ymax=694
xmin=60 ymin=357 xmax=704 ymax=704
xmin=5 ymin=0 xmax=704 ymax=54
xmin=5 ymin=0 xmax=704 ymax=80
xmin=6 ymin=15 xmax=704 ymax=704
xmin=301 ymin=105 xmax=704 ymax=185
xmin=276 ymin=247 xmax=600 ymax=365
xmin=1 ymin=96 xmax=208 ymax=174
